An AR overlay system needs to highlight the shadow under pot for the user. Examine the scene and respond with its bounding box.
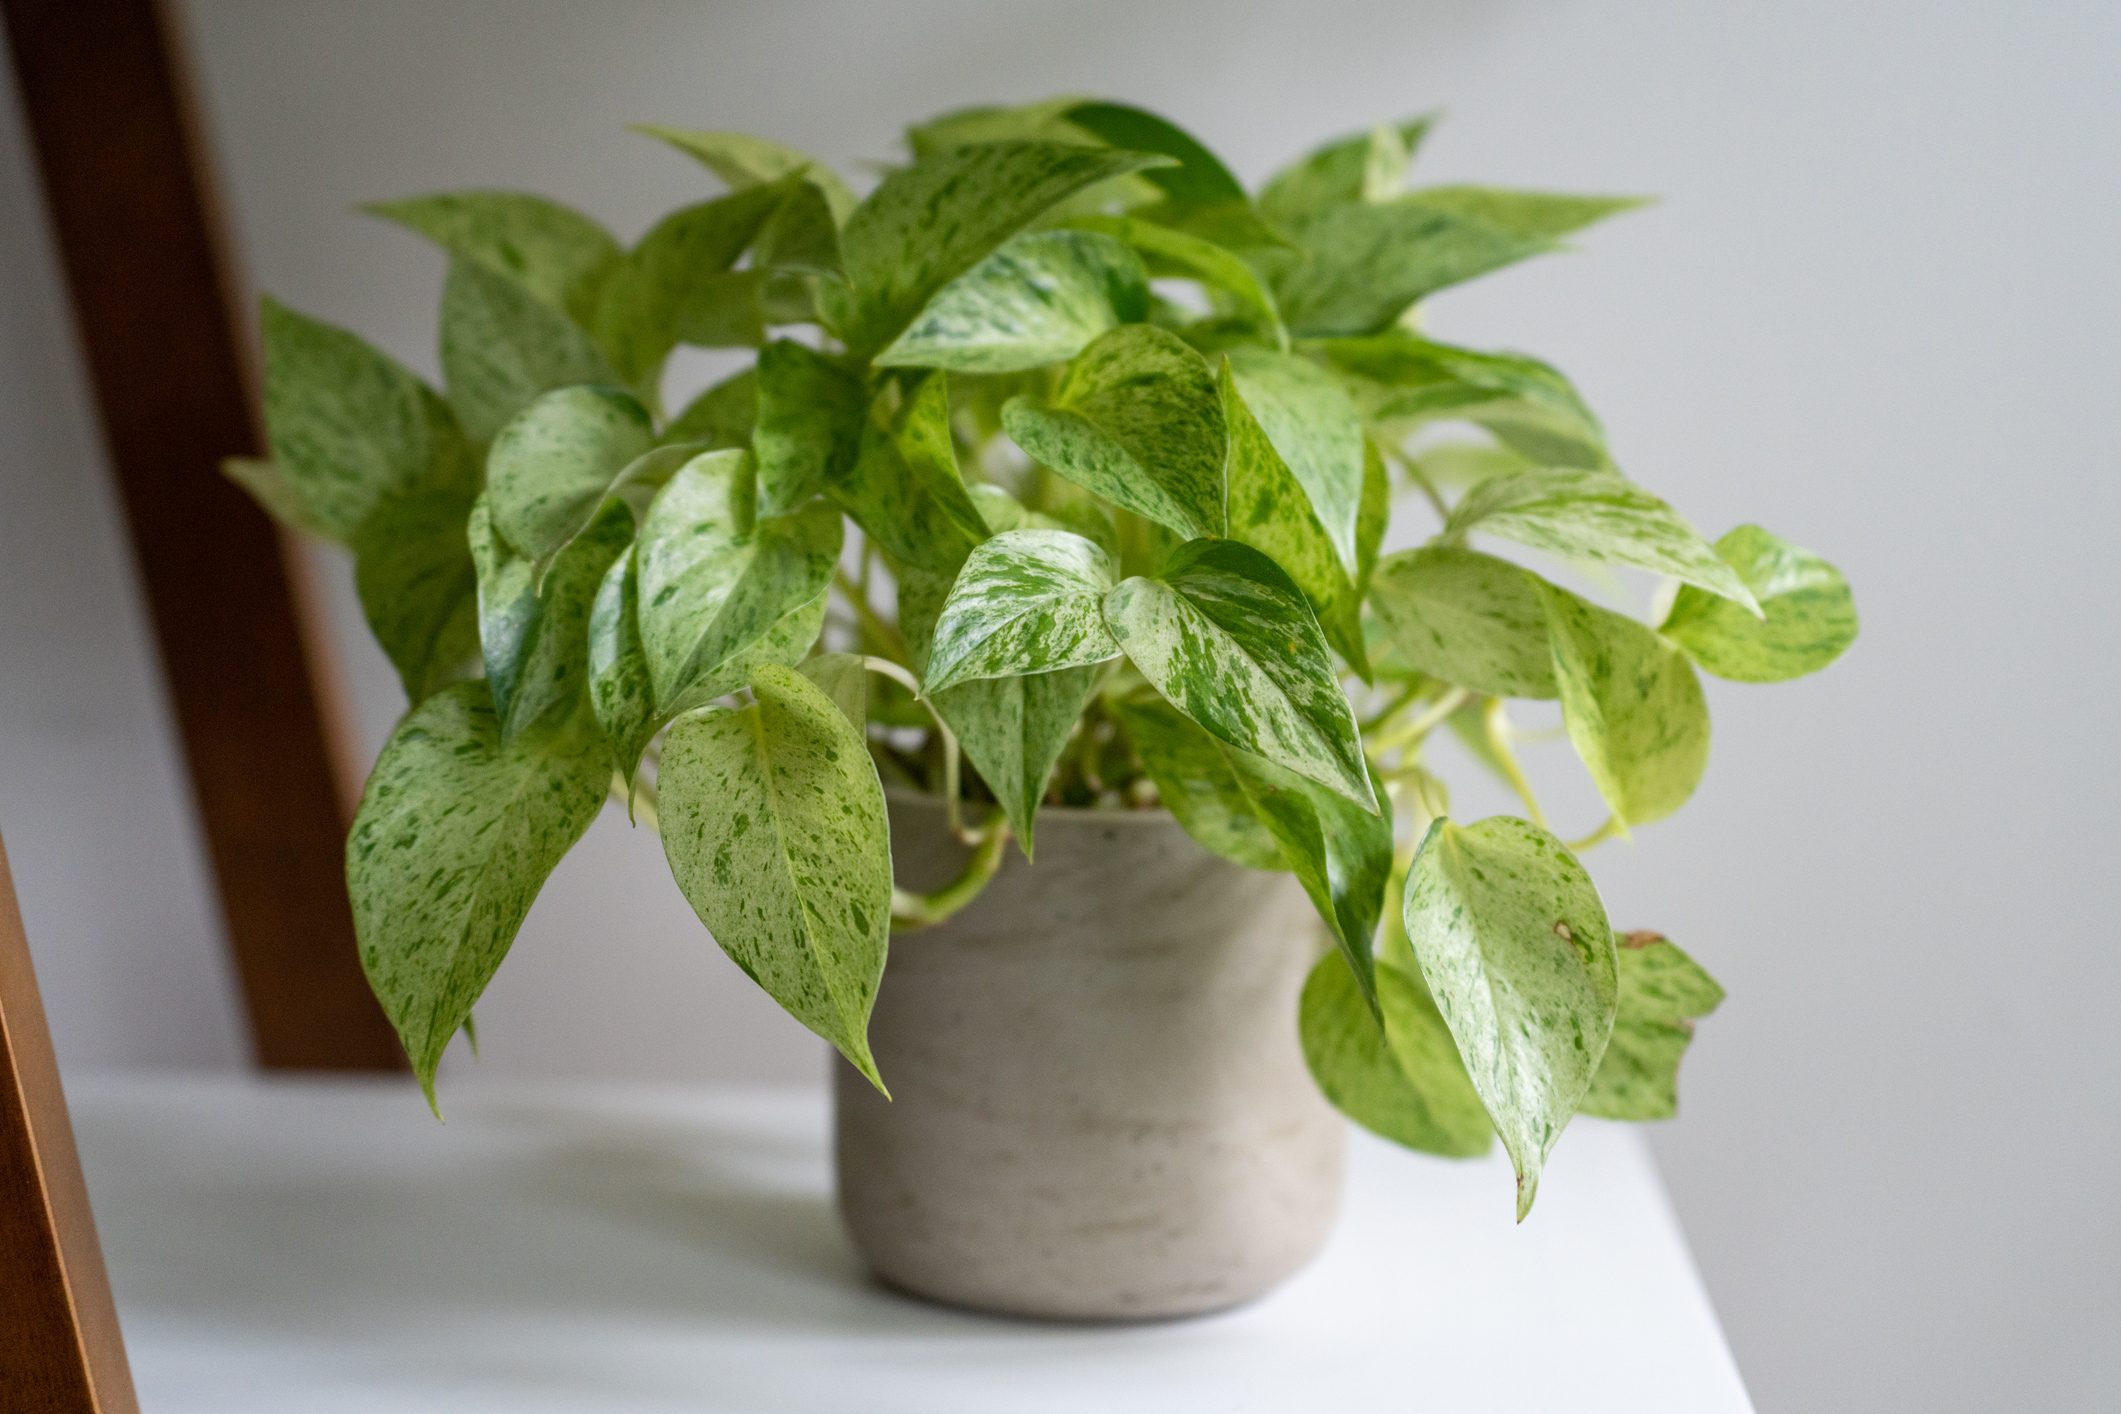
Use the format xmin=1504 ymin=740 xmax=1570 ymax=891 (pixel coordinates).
xmin=833 ymin=791 xmax=1345 ymax=1321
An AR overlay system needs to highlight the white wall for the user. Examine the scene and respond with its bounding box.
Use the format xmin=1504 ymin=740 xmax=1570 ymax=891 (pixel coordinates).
xmin=4 ymin=1 xmax=2115 ymax=1408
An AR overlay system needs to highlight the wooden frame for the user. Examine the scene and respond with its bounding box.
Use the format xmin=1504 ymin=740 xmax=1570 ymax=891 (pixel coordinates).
xmin=0 ymin=834 xmax=138 ymax=1413
xmin=3 ymin=0 xmax=400 ymax=1069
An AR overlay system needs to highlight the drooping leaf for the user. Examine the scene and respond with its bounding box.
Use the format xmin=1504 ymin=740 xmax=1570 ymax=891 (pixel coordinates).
xmin=1367 ymin=546 xmax=1558 ymax=699
xmin=1580 ymin=931 xmax=1724 ymax=1120
xmin=1002 ymin=324 xmax=1227 ymax=540
xmin=364 ymin=191 xmax=620 ymax=326
xmin=1541 ymin=584 xmax=1712 ymax=828
xmin=1449 ymin=467 xmax=1760 ymax=612
xmin=875 ymin=229 xmax=1148 ymax=373
xmin=1661 ymin=525 xmax=1859 ymax=682
xmin=1313 ymin=333 xmax=1605 ymax=468
xmin=1103 ymin=538 xmax=1372 ymax=809
xmin=1225 ymin=347 xmax=1366 ymax=571
xmin=440 ymin=258 xmax=620 ymax=443
xmin=1221 ymin=359 xmax=1365 ymax=669
xmin=586 ymin=544 xmax=657 ymax=788
xmin=348 ymin=681 xmax=610 ymax=1103
xmin=796 ymin=651 xmax=869 ymax=729
xmin=1112 ymin=696 xmax=1284 ymax=871
xmin=633 ymin=124 xmax=858 ymax=223
xmin=831 ymin=374 xmax=987 ymax=575
xmin=1258 ymin=115 xmax=1436 ymax=224
xmin=352 ymin=483 xmax=481 ymax=703
xmin=1402 ymin=815 xmax=1618 ymax=1219
xmin=663 ymin=367 xmax=758 ymax=448
xmin=924 ymin=530 xmax=1120 ymax=692
xmin=469 ymin=499 xmax=631 ymax=739
xmin=258 ymin=297 xmax=457 ymax=540
xmin=591 ymin=184 xmax=789 ymax=389
xmin=1064 ymin=213 xmax=1287 ymax=346
xmin=483 ymin=385 xmax=655 ymax=566
xmin=753 ymin=339 xmax=866 ymax=515
xmin=1299 ymin=950 xmax=1493 ymax=1158
xmin=824 ymin=140 xmax=1175 ymax=356
xmin=1406 ymin=186 xmax=1648 ymax=242
xmin=635 ymin=450 xmax=840 ymax=716
xmin=659 ymin=662 xmax=892 ymax=1088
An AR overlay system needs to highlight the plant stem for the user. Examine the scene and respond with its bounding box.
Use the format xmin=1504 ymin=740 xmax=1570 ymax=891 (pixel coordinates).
xmin=891 ymin=815 xmax=1010 ymax=929
xmin=1381 ymin=441 xmax=1450 ymax=522
xmin=860 ymin=655 xmax=976 ymax=843
xmin=1369 ymin=686 xmax=1471 ymax=757
xmin=1481 ymin=698 xmax=1548 ymax=829
xmin=1565 ymin=815 xmax=1626 ymax=852
xmin=835 ymin=566 xmax=910 ymax=665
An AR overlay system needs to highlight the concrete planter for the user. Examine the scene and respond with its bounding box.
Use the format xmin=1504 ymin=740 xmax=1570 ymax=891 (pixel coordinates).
xmin=833 ymin=792 xmax=1345 ymax=1321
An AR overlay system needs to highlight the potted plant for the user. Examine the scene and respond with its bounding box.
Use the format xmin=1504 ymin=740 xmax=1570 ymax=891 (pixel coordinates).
xmin=229 ymin=97 xmax=1857 ymax=1321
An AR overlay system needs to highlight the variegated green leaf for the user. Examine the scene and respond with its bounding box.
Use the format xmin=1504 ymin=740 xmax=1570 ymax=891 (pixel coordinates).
xmin=1002 ymin=324 xmax=1227 ymax=540
xmin=364 ymin=191 xmax=620 ymax=326
xmin=633 ymin=125 xmax=858 ymax=223
xmin=1221 ymin=359 xmax=1365 ymax=669
xmin=1225 ymin=347 xmax=1365 ymax=571
xmin=352 ymin=484 xmax=481 ymax=704
xmin=484 ymin=385 xmax=655 ymax=565
xmin=1661 ymin=525 xmax=1859 ymax=682
xmin=348 ymin=681 xmax=610 ymax=1104
xmin=1058 ymin=100 xmax=1281 ymax=249
xmin=1112 ymin=696 xmax=1284 ymax=871
xmin=753 ymin=339 xmax=865 ymax=516
xmin=1367 ymin=546 xmax=1557 ymax=698
xmin=1103 ymin=538 xmax=1372 ymax=809
xmin=1259 ymin=115 xmax=1436 ymax=224
xmin=1356 ymin=438 xmax=1389 ymax=596
xmin=875 ymin=230 xmax=1148 ymax=374
xmin=586 ymin=544 xmax=656 ymax=789
xmin=220 ymin=456 xmax=338 ymax=540
xmin=659 ymin=662 xmax=891 ymax=1088
xmin=796 ymin=651 xmax=869 ymax=729
xmin=1581 ymin=931 xmax=1724 ymax=1120
xmin=635 ymin=450 xmax=839 ymax=717
xmin=1064 ymin=213 xmax=1287 ymax=345
xmin=1541 ymin=585 xmax=1711 ymax=828
xmin=1450 ymin=467 xmax=1761 ymax=613
xmin=1403 ymin=815 xmax=1618 ymax=1219
xmin=591 ymin=184 xmax=788 ymax=389
xmin=1299 ymin=950 xmax=1493 ymax=1158
xmin=441 ymin=258 xmax=620 ymax=444
xmin=1313 ymin=333 xmax=1605 ymax=468
xmin=825 ymin=140 xmax=1174 ymax=356
xmin=830 ymin=374 xmax=986 ymax=574
xmin=469 ymin=499 xmax=630 ymax=739
xmin=1406 ymin=186 xmax=1648 ymax=242
xmin=1268 ymin=200 xmax=1553 ymax=337
xmin=664 ymin=367 xmax=758 ymax=449
xmin=924 ymin=530 xmax=1120 ymax=692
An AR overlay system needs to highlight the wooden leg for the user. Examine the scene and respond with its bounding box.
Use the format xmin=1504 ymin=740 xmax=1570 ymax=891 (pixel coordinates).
xmin=1 ymin=0 xmax=402 ymax=1069
xmin=0 ymin=834 xmax=138 ymax=1413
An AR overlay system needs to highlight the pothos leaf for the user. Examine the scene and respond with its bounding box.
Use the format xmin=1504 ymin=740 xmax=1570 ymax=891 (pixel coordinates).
xmin=483 ymin=385 xmax=655 ymax=566
xmin=829 ymin=373 xmax=987 ymax=575
xmin=1063 ymin=213 xmax=1287 ymax=346
xmin=796 ymin=651 xmax=869 ymax=729
xmin=1403 ymin=815 xmax=1618 ymax=1219
xmin=632 ymin=124 xmax=858 ymax=223
xmin=1580 ymin=931 xmax=1724 ymax=1120
xmin=469 ymin=498 xmax=632 ymax=740
xmin=364 ymin=190 xmax=621 ymax=326
xmin=659 ymin=662 xmax=892 ymax=1089
xmin=590 ymin=183 xmax=789 ymax=390
xmin=441 ymin=258 xmax=620 ymax=444
xmin=348 ymin=681 xmax=610 ymax=1105
xmin=1225 ymin=347 xmax=1366 ymax=572
xmin=924 ymin=530 xmax=1121 ymax=692
xmin=353 ymin=483 xmax=481 ymax=704
xmin=1660 ymin=525 xmax=1858 ymax=683
xmin=1103 ymin=538 xmax=1373 ymax=810
xmin=1112 ymin=696 xmax=1285 ymax=871
xmin=753 ymin=339 xmax=865 ymax=516
xmin=1405 ymin=186 xmax=1649 ymax=242
xmin=1299 ymin=950 xmax=1493 ymax=1158
xmin=875 ymin=229 xmax=1149 ymax=374
xmin=587 ymin=544 xmax=656 ymax=787
xmin=1258 ymin=115 xmax=1436 ymax=223
xmin=663 ymin=367 xmax=758 ymax=449
xmin=1367 ymin=546 xmax=1558 ymax=699
xmin=1267 ymin=200 xmax=1557 ymax=337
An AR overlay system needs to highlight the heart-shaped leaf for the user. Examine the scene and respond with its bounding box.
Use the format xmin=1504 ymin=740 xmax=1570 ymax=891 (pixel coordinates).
xmin=1259 ymin=115 xmax=1436 ymax=223
xmin=830 ymin=374 xmax=987 ymax=575
xmin=1112 ymin=696 xmax=1285 ymax=871
xmin=1268 ymin=200 xmax=1554 ymax=337
xmin=1367 ymin=546 xmax=1558 ymax=699
xmin=1299 ymin=950 xmax=1493 ymax=1157
xmin=753 ymin=339 xmax=866 ymax=516
xmin=1406 ymin=186 xmax=1648 ymax=241
xmin=441 ymin=259 xmax=620 ymax=444
xmin=1224 ymin=348 xmax=1365 ymax=571
xmin=1064 ymin=214 xmax=1287 ymax=346
xmin=484 ymin=385 xmax=655 ymax=566
xmin=591 ymin=183 xmax=790 ymax=389
xmin=876 ymin=229 xmax=1148 ymax=374
xmin=1580 ymin=931 xmax=1724 ymax=1120
xmin=1402 ymin=815 xmax=1618 ymax=1219
xmin=470 ymin=498 xmax=632 ymax=739
xmin=1002 ymin=324 xmax=1227 ymax=540
xmin=924 ymin=529 xmax=1120 ymax=691
xmin=364 ymin=191 xmax=620 ymax=327
xmin=632 ymin=125 xmax=858 ymax=223
xmin=353 ymin=483 xmax=481 ymax=704
xmin=664 ymin=367 xmax=759 ymax=449
xmin=1103 ymin=538 xmax=1372 ymax=810
xmin=348 ymin=681 xmax=611 ymax=1104
xmin=659 ymin=663 xmax=892 ymax=1089
xmin=1314 ymin=333 xmax=1605 ymax=469
xmin=1661 ymin=525 xmax=1859 ymax=682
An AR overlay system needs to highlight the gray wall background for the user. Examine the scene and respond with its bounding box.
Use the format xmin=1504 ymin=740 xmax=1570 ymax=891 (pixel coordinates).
xmin=3 ymin=2 xmax=2115 ymax=1409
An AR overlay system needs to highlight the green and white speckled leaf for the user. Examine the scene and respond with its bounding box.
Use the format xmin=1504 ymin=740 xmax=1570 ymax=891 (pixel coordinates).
xmin=829 ymin=374 xmax=987 ymax=575
xmin=1002 ymin=325 xmax=1227 ymax=540
xmin=1057 ymin=100 xmax=1281 ymax=250
xmin=796 ymin=652 xmax=869 ymax=729
xmin=1661 ymin=525 xmax=1859 ymax=683
xmin=1064 ymin=214 xmax=1287 ymax=346
xmin=825 ymin=140 xmax=1173 ymax=357
xmin=1406 ymin=186 xmax=1648 ymax=242
xmin=591 ymin=184 xmax=787 ymax=390
xmin=633 ymin=125 xmax=858 ymax=223
xmin=441 ymin=259 xmax=620 ymax=444
xmin=586 ymin=546 xmax=655 ymax=789
xmin=876 ymin=230 xmax=1148 ymax=374
xmin=484 ymin=386 xmax=655 ymax=566
xmin=470 ymin=498 xmax=631 ymax=739
xmin=1450 ymin=467 xmax=1760 ymax=613
xmin=924 ymin=530 xmax=1120 ymax=692
xmin=635 ymin=450 xmax=839 ymax=717
xmin=664 ymin=367 xmax=759 ymax=450
xmin=1581 ymin=931 xmax=1724 ymax=1120
xmin=364 ymin=191 xmax=620 ymax=326
xmin=1112 ymin=696 xmax=1284 ymax=871
xmin=1221 ymin=360 xmax=1365 ymax=668
xmin=899 ymin=565 xmax=1095 ymax=856
xmin=659 ymin=663 xmax=891 ymax=1089
xmin=258 ymin=298 xmax=460 ymax=541
xmin=348 ymin=681 xmax=610 ymax=1105
xmin=1403 ymin=815 xmax=1618 ymax=1219
xmin=1541 ymin=584 xmax=1711 ymax=828
xmin=1232 ymin=753 xmax=1393 ymax=1010
xmin=1367 ymin=546 xmax=1557 ymax=699
xmin=1299 ymin=951 xmax=1493 ymax=1158
xmin=220 ymin=456 xmax=337 ymax=540
xmin=1103 ymin=538 xmax=1372 ymax=809
xmin=1313 ymin=334 xmax=1605 ymax=468
xmin=753 ymin=340 xmax=866 ymax=516
xmin=1258 ymin=115 xmax=1435 ymax=223
xmin=1268 ymin=200 xmax=1553 ymax=337
xmin=1355 ymin=439 xmax=1389 ymax=597
xmin=352 ymin=483 xmax=481 ymax=704
xmin=1225 ymin=348 xmax=1366 ymax=571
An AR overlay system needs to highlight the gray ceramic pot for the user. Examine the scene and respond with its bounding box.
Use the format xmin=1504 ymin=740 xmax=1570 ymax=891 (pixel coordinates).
xmin=833 ymin=792 xmax=1345 ymax=1321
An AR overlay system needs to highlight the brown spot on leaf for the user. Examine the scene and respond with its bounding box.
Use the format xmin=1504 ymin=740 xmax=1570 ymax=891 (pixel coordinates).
xmin=1621 ymin=929 xmax=1666 ymax=950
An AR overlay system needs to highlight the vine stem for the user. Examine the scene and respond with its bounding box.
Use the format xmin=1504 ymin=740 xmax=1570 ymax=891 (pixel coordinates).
xmin=891 ymin=816 xmax=1011 ymax=929
xmin=835 ymin=566 xmax=910 ymax=665
xmin=1381 ymin=441 xmax=1451 ymax=522
xmin=860 ymin=656 xmax=975 ymax=844
xmin=1369 ymin=686 xmax=1472 ymax=757
xmin=1565 ymin=815 xmax=1627 ymax=852
xmin=1481 ymin=698 xmax=1548 ymax=829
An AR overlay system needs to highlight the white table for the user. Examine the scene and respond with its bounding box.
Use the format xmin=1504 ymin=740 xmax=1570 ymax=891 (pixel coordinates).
xmin=67 ymin=1076 xmax=1750 ymax=1412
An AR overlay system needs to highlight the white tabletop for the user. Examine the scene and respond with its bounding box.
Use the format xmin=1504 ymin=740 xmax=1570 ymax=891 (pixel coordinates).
xmin=68 ymin=1075 xmax=1750 ymax=1413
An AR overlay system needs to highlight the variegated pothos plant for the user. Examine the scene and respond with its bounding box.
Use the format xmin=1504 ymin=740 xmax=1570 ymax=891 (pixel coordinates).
xmin=231 ymin=99 xmax=1857 ymax=1219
